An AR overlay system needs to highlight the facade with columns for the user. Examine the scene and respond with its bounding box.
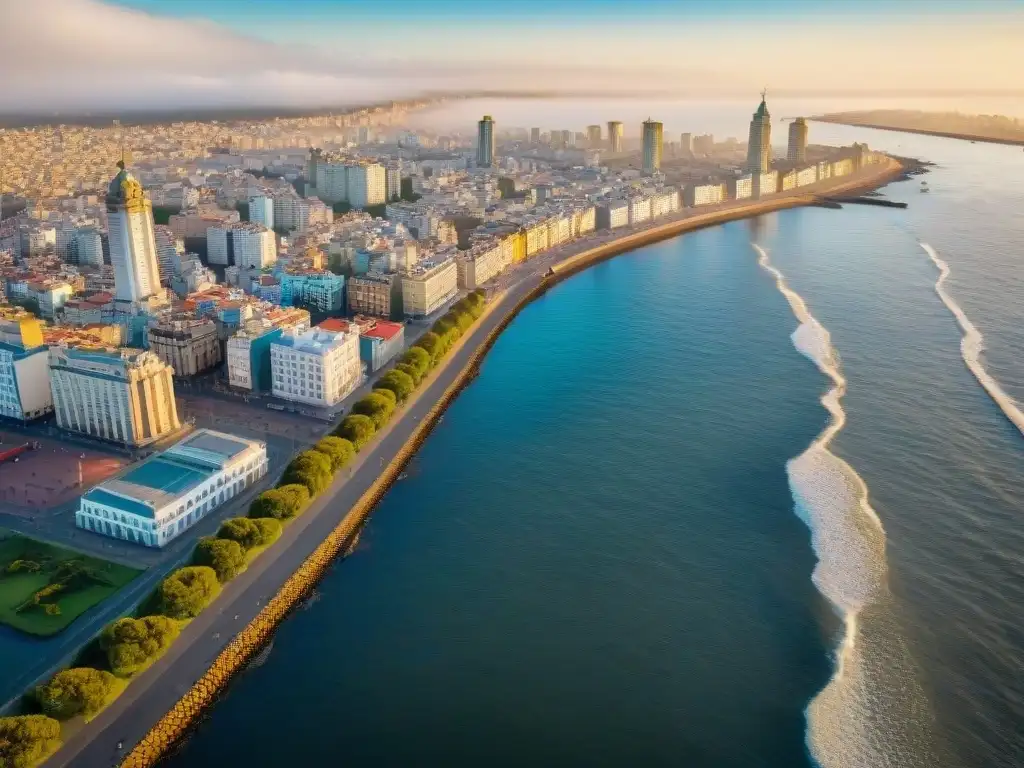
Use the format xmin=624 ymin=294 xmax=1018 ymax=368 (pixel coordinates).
xmin=49 ymin=345 xmax=180 ymax=447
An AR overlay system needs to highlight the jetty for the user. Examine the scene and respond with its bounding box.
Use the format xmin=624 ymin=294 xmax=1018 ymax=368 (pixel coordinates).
xmin=823 ymin=196 xmax=908 ymax=209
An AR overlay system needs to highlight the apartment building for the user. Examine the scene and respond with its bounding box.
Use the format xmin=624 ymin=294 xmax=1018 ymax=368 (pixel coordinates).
xmin=401 ymin=257 xmax=458 ymax=318
xmin=270 ymin=326 xmax=362 ymax=408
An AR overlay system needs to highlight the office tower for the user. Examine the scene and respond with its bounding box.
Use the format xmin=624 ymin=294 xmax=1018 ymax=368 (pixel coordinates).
xmin=530 ymin=127 xmax=541 ymax=144
xmin=607 ymin=121 xmax=624 ymax=153
xmin=642 ymin=119 xmax=663 ymax=173
xmin=106 ymin=161 xmax=162 ymax=304
xmin=248 ymin=194 xmax=275 ymax=230
xmin=680 ymin=132 xmax=693 ymax=155
xmin=562 ymin=130 xmax=575 ymax=148
xmin=587 ymin=125 xmax=602 ymax=147
xmin=49 ymin=346 xmax=180 ymax=447
xmin=788 ymin=118 xmax=808 ymax=163
xmin=747 ymin=91 xmax=772 ymax=173
xmin=477 ymin=115 xmax=496 ymax=168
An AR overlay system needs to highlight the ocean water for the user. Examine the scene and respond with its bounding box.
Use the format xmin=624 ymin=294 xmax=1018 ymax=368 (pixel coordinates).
xmin=164 ymin=106 xmax=1024 ymax=768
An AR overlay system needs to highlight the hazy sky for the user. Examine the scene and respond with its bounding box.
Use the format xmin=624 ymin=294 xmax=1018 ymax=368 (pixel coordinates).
xmin=3 ymin=0 xmax=1022 ymax=113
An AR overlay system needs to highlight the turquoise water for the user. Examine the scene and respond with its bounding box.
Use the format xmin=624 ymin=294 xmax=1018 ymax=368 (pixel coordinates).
xmin=166 ymin=221 xmax=837 ymax=767
xmin=162 ymin=111 xmax=1024 ymax=767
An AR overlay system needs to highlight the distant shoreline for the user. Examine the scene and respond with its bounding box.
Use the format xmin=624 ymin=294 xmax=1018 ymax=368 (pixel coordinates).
xmin=810 ymin=117 xmax=1024 ymax=148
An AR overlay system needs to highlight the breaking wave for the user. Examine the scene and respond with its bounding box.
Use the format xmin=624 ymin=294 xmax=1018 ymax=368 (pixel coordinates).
xmin=753 ymin=243 xmax=938 ymax=768
xmin=921 ymin=242 xmax=1024 ymax=437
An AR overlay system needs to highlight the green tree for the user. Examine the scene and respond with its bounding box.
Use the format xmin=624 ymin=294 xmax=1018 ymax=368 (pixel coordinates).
xmin=413 ymin=332 xmax=441 ymax=364
xmin=251 ymin=518 xmax=282 ymax=547
xmin=312 ymin=436 xmax=357 ymax=473
xmin=376 ymin=369 xmax=415 ymax=402
xmin=0 ymin=715 xmax=62 ymax=768
xmin=371 ymin=387 xmax=397 ymax=406
xmin=248 ymin=485 xmax=310 ymax=520
xmin=100 ymin=616 xmax=180 ymax=677
xmin=334 ymin=414 xmax=376 ymax=450
xmin=281 ymin=451 xmax=333 ymax=497
xmin=352 ymin=392 xmax=395 ymax=430
xmin=193 ymin=538 xmax=247 ymax=583
xmin=34 ymin=668 xmax=118 ymax=720
xmin=400 ymin=346 xmax=431 ymax=379
xmin=159 ymin=566 xmax=220 ymax=620
xmin=395 ymin=362 xmax=422 ymax=386
xmin=217 ymin=518 xmax=263 ymax=551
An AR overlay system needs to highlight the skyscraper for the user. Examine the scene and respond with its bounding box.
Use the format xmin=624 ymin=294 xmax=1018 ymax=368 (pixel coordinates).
xmin=530 ymin=127 xmax=541 ymax=145
xmin=106 ymin=161 xmax=162 ymax=304
xmin=788 ymin=117 xmax=808 ymax=163
xmin=586 ymin=125 xmax=602 ymax=147
xmin=642 ymin=119 xmax=663 ymax=173
xmin=680 ymin=132 xmax=693 ymax=156
xmin=607 ymin=121 xmax=624 ymax=153
xmin=747 ymin=91 xmax=772 ymax=173
xmin=477 ymin=115 xmax=496 ymax=168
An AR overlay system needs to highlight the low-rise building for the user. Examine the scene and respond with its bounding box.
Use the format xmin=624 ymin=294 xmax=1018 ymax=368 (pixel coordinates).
xmin=628 ymin=196 xmax=652 ymax=225
xmin=456 ymin=240 xmax=508 ymax=290
xmin=270 ymin=326 xmax=362 ymax=408
xmin=49 ymin=346 xmax=181 ymax=447
xmin=145 ymin=317 xmax=222 ymax=377
xmin=401 ymin=257 xmax=458 ymax=318
xmin=319 ymin=316 xmax=405 ymax=373
xmin=76 ymin=429 xmax=268 ymax=548
xmin=755 ymin=170 xmax=779 ymax=197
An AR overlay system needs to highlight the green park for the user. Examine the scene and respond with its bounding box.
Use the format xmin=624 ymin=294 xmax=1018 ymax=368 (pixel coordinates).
xmin=0 ymin=531 xmax=142 ymax=637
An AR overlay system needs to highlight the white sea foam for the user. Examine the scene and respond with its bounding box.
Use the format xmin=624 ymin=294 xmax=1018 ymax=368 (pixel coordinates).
xmin=752 ymin=243 xmax=920 ymax=768
xmin=922 ymin=241 xmax=1024 ymax=437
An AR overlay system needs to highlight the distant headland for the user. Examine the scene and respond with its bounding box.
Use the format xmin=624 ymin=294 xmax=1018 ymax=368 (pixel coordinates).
xmin=811 ymin=110 xmax=1024 ymax=147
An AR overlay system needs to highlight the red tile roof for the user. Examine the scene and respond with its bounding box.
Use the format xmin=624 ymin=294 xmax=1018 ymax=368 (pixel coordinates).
xmin=363 ymin=320 xmax=403 ymax=341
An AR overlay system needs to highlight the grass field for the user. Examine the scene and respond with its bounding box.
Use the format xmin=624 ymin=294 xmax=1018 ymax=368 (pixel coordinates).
xmin=0 ymin=531 xmax=142 ymax=636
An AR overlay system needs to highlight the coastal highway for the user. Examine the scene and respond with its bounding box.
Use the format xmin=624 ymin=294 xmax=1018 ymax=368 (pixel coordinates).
xmin=48 ymin=157 xmax=905 ymax=768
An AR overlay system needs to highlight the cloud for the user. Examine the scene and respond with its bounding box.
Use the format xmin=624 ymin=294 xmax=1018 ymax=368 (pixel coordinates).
xmin=2 ymin=0 xmax=1021 ymax=114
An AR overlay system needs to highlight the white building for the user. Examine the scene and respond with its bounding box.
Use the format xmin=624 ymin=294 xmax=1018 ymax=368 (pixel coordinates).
xmin=0 ymin=309 xmax=52 ymax=421
xmin=628 ymin=196 xmax=652 ymax=225
xmin=206 ymin=223 xmax=231 ymax=266
xmin=231 ymin=223 xmax=277 ymax=270
xmin=650 ymin=190 xmax=680 ymax=219
xmin=686 ymin=183 xmax=727 ymax=207
xmin=73 ymin=228 xmax=104 ymax=268
xmin=401 ymin=257 xmax=459 ymax=318
xmin=456 ymin=240 xmax=509 ymax=290
xmin=248 ymin=194 xmax=275 ymax=230
xmin=76 ymin=429 xmax=268 ymax=548
xmin=597 ymin=201 xmax=630 ymax=230
xmin=729 ymin=174 xmax=754 ymax=201
xmin=49 ymin=346 xmax=180 ymax=447
xmin=314 ymin=155 xmax=387 ymax=208
xmin=270 ymin=326 xmax=362 ymax=408
xmin=106 ymin=162 xmax=163 ymax=304
xmin=153 ymin=225 xmax=182 ymax=282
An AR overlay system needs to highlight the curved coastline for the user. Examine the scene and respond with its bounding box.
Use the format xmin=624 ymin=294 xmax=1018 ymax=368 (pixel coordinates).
xmin=45 ymin=158 xmax=906 ymax=768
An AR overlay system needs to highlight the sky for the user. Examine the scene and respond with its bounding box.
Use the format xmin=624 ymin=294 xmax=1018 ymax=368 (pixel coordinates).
xmin=2 ymin=0 xmax=1023 ymax=113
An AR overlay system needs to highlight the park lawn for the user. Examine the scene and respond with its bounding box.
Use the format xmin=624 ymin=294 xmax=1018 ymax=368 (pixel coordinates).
xmin=0 ymin=531 xmax=142 ymax=637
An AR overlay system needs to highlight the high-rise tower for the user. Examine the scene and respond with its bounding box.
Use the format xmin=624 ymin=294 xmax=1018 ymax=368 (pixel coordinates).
xmin=477 ymin=115 xmax=496 ymax=168
xmin=788 ymin=117 xmax=808 ymax=163
xmin=607 ymin=121 xmax=624 ymax=153
xmin=747 ymin=91 xmax=772 ymax=174
xmin=642 ymin=119 xmax=663 ymax=173
xmin=106 ymin=161 xmax=162 ymax=304
xmin=586 ymin=125 xmax=602 ymax=148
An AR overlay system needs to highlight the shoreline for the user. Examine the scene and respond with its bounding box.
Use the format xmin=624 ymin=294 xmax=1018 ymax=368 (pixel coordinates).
xmin=47 ymin=157 xmax=906 ymax=768
xmin=810 ymin=117 xmax=1024 ymax=148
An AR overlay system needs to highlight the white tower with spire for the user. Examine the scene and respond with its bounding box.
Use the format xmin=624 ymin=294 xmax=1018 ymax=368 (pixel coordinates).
xmin=747 ymin=89 xmax=772 ymax=174
xmin=106 ymin=160 xmax=163 ymax=305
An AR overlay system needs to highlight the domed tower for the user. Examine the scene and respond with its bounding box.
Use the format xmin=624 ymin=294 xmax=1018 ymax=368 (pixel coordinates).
xmin=746 ymin=90 xmax=772 ymax=174
xmin=106 ymin=161 xmax=162 ymax=304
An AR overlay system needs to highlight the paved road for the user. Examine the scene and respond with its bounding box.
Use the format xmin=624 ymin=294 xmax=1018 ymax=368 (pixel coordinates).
xmin=48 ymin=160 xmax=903 ymax=767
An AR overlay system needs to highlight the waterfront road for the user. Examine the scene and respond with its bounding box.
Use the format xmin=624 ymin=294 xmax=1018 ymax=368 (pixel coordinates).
xmin=49 ymin=158 xmax=904 ymax=768
xmin=53 ymin=270 xmax=545 ymax=768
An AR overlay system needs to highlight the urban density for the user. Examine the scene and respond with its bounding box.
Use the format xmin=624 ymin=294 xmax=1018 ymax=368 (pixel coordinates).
xmin=0 ymin=93 xmax=887 ymax=547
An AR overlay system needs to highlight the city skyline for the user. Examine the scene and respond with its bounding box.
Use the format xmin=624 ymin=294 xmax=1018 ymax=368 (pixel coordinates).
xmin=3 ymin=0 xmax=1023 ymax=113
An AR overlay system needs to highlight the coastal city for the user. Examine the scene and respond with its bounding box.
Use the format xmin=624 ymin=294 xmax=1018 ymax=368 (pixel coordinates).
xmin=0 ymin=92 xmax=896 ymax=767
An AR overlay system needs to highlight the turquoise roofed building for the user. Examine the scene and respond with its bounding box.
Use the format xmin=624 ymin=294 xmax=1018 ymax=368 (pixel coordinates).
xmin=76 ymin=428 xmax=268 ymax=547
